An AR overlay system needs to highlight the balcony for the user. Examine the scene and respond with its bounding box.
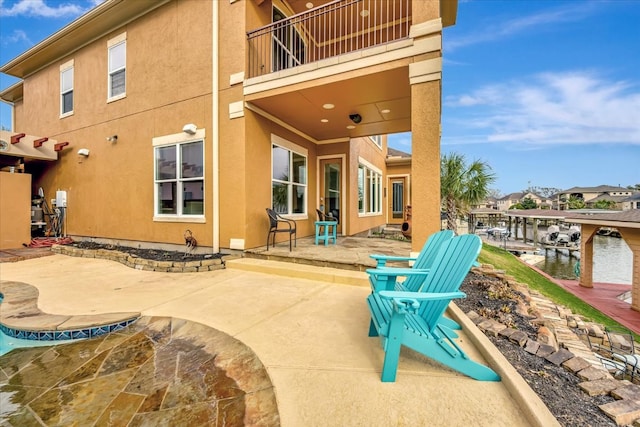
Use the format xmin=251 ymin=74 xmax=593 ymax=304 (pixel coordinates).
xmin=247 ymin=0 xmax=411 ymax=79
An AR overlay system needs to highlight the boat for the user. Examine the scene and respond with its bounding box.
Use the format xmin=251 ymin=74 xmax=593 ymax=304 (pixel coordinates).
xmin=539 ymin=225 xmax=580 ymax=247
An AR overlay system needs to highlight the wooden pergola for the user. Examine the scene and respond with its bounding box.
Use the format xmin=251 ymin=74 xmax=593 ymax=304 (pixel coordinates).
xmin=502 ymin=209 xmax=573 ymax=247
xmin=567 ymin=210 xmax=640 ymax=312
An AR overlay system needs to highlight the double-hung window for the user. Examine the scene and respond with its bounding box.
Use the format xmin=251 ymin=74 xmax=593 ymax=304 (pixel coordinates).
xmin=60 ymin=60 xmax=74 ymax=116
xmin=271 ymin=137 xmax=307 ymax=215
xmin=358 ymin=159 xmax=382 ymax=215
xmin=154 ymin=136 xmax=204 ymax=217
xmin=108 ymin=33 xmax=126 ymax=100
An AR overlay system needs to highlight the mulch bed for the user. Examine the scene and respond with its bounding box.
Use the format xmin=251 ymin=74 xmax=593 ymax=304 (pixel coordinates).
xmin=458 ymin=272 xmax=616 ymax=427
xmin=70 ymin=242 xmax=223 ymax=263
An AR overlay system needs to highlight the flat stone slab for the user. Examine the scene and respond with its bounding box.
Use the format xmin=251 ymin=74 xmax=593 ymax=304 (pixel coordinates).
xmin=563 ymin=357 xmax=592 ymax=373
xmin=579 ymin=378 xmax=622 ymax=396
xmin=578 ymin=366 xmax=613 ymax=381
xmin=599 ymin=399 xmax=640 ymax=426
xmin=546 ymin=349 xmax=574 ymax=366
xmin=524 ymin=339 xmax=540 ymax=355
xmin=536 ymin=343 xmax=556 ymax=358
xmin=612 ymin=384 xmax=640 ymax=402
xmin=508 ymin=330 xmax=528 ymax=346
xmin=498 ymin=327 xmax=518 ymax=339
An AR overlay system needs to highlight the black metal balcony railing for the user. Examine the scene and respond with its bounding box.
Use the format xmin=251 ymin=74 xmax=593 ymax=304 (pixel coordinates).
xmin=247 ymin=0 xmax=411 ymax=79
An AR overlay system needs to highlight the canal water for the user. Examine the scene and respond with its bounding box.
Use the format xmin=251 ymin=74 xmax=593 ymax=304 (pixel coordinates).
xmin=536 ymin=235 xmax=633 ymax=284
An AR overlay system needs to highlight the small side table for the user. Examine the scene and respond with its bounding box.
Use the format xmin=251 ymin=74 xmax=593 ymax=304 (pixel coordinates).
xmin=315 ymin=221 xmax=337 ymax=245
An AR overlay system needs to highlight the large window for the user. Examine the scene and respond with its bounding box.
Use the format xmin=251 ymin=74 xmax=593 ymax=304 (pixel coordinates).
xmin=272 ymin=142 xmax=307 ymax=215
xmin=60 ymin=61 xmax=74 ymax=116
xmin=108 ymin=34 xmax=126 ymax=100
xmin=155 ymin=140 xmax=204 ymax=216
xmin=358 ymin=162 xmax=382 ymax=215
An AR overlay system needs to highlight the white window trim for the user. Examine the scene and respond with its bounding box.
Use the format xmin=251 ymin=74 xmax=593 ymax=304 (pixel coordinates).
xmin=271 ymin=134 xmax=308 ymax=219
xmin=153 ymin=129 xmax=206 ymax=222
xmin=60 ymin=59 xmax=74 ymax=118
xmin=107 ymin=32 xmax=126 ymax=102
xmin=369 ymin=135 xmax=382 ymax=149
xmin=358 ymin=156 xmax=383 ymax=217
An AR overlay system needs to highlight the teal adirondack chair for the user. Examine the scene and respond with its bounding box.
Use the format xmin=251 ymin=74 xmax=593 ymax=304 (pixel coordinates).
xmin=367 ymin=229 xmax=454 ymax=293
xmin=369 ymin=229 xmax=454 ymax=270
xmin=367 ymin=229 xmax=460 ymax=332
xmin=367 ymin=234 xmax=500 ymax=382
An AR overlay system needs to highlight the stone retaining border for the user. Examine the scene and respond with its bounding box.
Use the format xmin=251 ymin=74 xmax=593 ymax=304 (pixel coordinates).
xmin=51 ymin=244 xmax=235 ymax=273
xmin=472 ymin=263 xmax=640 ymax=426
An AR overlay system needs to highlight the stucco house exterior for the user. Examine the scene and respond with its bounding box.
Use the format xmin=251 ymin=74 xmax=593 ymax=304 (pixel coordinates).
xmin=553 ymin=185 xmax=635 ymax=211
xmin=496 ymin=192 xmax=550 ymax=211
xmin=0 ymin=0 xmax=457 ymax=253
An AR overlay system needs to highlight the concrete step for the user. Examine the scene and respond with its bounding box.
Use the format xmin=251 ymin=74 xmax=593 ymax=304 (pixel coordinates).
xmin=225 ymin=258 xmax=369 ymax=287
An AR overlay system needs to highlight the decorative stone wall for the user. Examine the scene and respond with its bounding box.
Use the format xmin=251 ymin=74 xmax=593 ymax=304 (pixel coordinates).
xmin=471 ymin=263 xmax=640 ymax=426
xmin=51 ymin=244 xmax=231 ymax=273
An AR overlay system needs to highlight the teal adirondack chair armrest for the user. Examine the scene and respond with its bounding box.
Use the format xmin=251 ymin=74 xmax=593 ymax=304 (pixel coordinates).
xmin=370 ymin=254 xmax=417 ymax=268
xmin=379 ymin=290 xmax=466 ymax=304
xmin=366 ymin=268 xmax=432 ymax=292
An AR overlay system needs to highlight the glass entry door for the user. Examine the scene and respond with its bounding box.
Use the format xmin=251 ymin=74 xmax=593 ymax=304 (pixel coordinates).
xmin=320 ymin=159 xmax=341 ymax=234
xmin=388 ymin=177 xmax=407 ymax=224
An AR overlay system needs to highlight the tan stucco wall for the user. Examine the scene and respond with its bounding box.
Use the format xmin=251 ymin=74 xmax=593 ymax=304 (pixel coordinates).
xmin=410 ymin=80 xmax=441 ymax=251
xmin=0 ymin=172 xmax=31 ymax=249
xmin=14 ymin=1 xmax=214 ymax=247
xmin=8 ymin=0 xmax=448 ymax=252
xmin=347 ymin=137 xmax=388 ymax=236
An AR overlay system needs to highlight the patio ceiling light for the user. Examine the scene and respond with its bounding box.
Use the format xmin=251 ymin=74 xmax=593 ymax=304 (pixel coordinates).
xmin=322 ymin=103 xmax=335 ymax=110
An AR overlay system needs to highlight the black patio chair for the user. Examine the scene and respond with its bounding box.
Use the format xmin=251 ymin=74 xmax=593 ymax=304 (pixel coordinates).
xmin=266 ymin=208 xmax=297 ymax=251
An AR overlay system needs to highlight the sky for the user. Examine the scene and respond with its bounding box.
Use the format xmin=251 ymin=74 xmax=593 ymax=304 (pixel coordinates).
xmin=388 ymin=0 xmax=640 ymax=195
xmin=1 ymin=0 xmax=639 ymax=196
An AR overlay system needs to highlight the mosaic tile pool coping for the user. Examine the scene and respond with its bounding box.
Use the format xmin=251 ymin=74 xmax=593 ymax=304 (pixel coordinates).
xmin=0 ymin=280 xmax=141 ymax=344
xmin=0 ymin=317 xmax=139 ymax=341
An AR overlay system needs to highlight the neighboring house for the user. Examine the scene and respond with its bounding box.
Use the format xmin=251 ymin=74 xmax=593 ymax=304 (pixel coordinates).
xmin=496 ymin=192 xmax=548 ymax=211
xmin=622 ymin=192 xmax=640 ymax=210
xmin=0 ymin=0 xmax=457 ymax=252
xmin=470 ymin=196 xmax=498 ymax=210
xmin=553 ymin=185 xmax=635 ymax=210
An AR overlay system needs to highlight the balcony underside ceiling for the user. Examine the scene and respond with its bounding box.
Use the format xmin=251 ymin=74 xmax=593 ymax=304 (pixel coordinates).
xmin=246 ymin=66 xmax=411 ymax=142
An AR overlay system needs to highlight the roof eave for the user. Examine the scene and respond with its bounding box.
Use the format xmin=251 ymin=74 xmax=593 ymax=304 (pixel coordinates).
xmin=441 ymin=0 xmax=458 ymax=27
xmin=0 ymin=0 xmax=171 ymax=78
xmin=0 ymin=81 xmax=24 ymax=103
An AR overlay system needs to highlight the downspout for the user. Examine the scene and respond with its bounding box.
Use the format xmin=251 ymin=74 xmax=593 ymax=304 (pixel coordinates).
xmin=212 ymin=0 xmax=220 ymax=253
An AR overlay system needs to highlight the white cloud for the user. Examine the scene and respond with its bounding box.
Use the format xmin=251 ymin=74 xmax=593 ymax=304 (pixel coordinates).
xmin=446 ymin=2 xmax=597 ymax=51
xmin=444 ymin=71 xmax=640 ymax=147
xmin=0 ymin=0 xmax=87 ymax=18
xmin=1 ymin=29 xmax=32 ymax=45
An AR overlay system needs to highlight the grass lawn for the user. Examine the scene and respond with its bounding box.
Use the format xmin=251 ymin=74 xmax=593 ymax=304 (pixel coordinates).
xmin=478 ymin=243 xmax=633 ymax=334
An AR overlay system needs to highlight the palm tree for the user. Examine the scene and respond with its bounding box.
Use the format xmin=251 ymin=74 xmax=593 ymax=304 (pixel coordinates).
xmin=441 ymin=153 xmax=496 ymax=233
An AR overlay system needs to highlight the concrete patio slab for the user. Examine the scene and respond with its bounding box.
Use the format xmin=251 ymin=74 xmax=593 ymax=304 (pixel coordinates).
xmin=0 ymin=254 xmax=559 ymax=426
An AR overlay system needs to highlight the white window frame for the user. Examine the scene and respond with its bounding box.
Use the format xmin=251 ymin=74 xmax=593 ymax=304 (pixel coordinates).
xmin=271 ymin=134 xmax=308 ymax=219
xmin=153 ymin=129 xmax=206 ymax=222
xmin=60 ymin=60 xmax=74 ymax=117
xmin=358 ymin=157 xmax=382 ymax=216
xmin=107 ymin=33 xmax=126 ymax=102
xmin=369 ymin=135 xmax=382 ymax=148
